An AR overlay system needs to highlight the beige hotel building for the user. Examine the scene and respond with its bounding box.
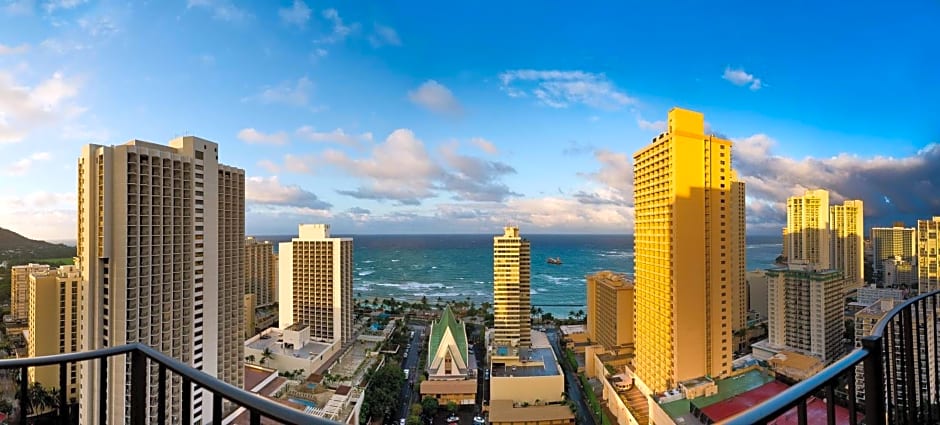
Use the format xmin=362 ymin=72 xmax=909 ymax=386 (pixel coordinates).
xmin=278 ymin=224 xmax=354 ymax=344
xmin=786 ymin=189 xmax=864 ymax=290
xmin=918 ymin=217 xmax=940 ymax=294
xmin=27 ymin=264 xmax=81 ymax=399
xmin=632 ymin=107 xmax=745 ymax=393
xmin=78 ymin=137 xmax=245 ymax=424
xmin=492 ymin=226 xmax=532 ymax=351
xmin=11 ymin=263 xmax=51 ymax=323
xmin=585 ymin=271 xmax=633 ymax=351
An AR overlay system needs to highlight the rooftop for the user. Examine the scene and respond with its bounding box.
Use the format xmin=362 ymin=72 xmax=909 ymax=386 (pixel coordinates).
xmin=491 ymin=347 xmax=559 ymax=377
xmin=660 ymin=369 xmax=775 ymax=420
xmin=420 ymin=379 xmax=478 ymax=395
xmin=488 ymin=400 xmax=574 ymax=423
xmin=247 ymin=330 xmax=333 ymax=360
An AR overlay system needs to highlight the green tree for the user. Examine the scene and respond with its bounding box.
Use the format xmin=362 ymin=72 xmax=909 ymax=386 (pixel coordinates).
xmin=407 ymin=415 xmax=423 ymax=425
xmin=361 ymin=363 xmax=405 ymax=423
xmin=410 ymin=403 xmax=423 ymax=417
xmin=261 ymin=347 xmax=274 ymax=364
xmin=245 ymin=354 xmax=256 ymax=364
xmin=447 ymin=400 xmax=458 ymax=413
xmin=421 ymin=396 xmax=439 ymax=417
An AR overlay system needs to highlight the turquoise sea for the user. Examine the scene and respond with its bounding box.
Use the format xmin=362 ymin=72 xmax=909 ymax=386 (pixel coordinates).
xmin=260 ymin=234 xmax=782 ymax=318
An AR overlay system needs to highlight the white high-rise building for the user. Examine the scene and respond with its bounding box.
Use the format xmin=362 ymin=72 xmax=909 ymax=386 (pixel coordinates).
xmin=871 ymin=224 xmax=916 ymax=275
xmin=767 ymin=263 xmax=845 ymax=363
xmin=278 ymin=224 xmax=353 ymax=344
xmin=78 ymin=137 xmax=245 ymax=424
xmin=918 ymin=217 xmax=940 ymax=294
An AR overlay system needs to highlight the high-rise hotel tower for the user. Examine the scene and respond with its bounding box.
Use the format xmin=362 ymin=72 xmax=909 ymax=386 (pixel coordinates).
xmin=493 ymin=226 xmax=532 ymax=351
xmin=78 ymin=137 xmax=245 ymax=424
xmin=278 ymin=224 xmax=354 ymax=344
xmin=632 ymin=107 xmax=745 ymax=393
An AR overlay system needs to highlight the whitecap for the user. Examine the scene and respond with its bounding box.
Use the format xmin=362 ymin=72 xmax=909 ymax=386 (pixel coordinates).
xmin=358 ymin=270 xmax=375 ymax=276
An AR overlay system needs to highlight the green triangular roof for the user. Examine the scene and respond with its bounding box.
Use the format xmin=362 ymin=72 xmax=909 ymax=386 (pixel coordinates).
xmin=428 ymin=306 xmax=468 ymax=364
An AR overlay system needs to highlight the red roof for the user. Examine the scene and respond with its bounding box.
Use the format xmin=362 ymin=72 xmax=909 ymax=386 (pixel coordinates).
xmin=701 ymin=381 xmax=863 ymax=425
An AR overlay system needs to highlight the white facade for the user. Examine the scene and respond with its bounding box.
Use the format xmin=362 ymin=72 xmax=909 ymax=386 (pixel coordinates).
xmin=78 ymin=137 xmax=245 ymax=424
xmin=917 ymin=217 xmax=940 ymax=294
xmin=786 ymin=190 xmax=831 ymax=269
xmin=278 ymin=224 xmax=353 ymax=344
xmin=767 ymin=263 xmax=845 ymax=363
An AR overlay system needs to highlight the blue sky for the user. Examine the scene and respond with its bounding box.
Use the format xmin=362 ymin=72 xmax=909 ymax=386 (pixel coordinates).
xmin=1 ymin=0 xmax=939 ymax=240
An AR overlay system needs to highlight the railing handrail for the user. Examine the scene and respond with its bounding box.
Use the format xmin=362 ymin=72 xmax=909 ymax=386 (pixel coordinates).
xmin=0 ymin=343 xmax=340 ymax=425
xmin=718 ymin=347 xmax=869 ymax=425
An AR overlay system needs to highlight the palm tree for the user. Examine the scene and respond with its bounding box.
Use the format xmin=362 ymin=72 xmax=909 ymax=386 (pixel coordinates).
xmin=245 ymin=354 xmax=256 ymax=364
xmin=576 ymin=309 xmax=585 ymax=321
xmin=260 ymin=348 xmax=273 ymax=366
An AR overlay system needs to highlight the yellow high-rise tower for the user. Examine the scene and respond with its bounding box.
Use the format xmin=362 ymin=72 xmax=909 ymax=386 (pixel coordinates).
xmin=493 ymin=226 xmax=531 ymax=350
xmin=785 ymin=189 xmax=831 ymax=268
xmin=632 ymin=107 xmax=744 ymax=393
xmin=831 ymin=200 xmax=864 ymax=290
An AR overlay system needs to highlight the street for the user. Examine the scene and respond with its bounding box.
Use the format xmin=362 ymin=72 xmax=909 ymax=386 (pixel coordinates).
xmin=546 ymin=328 xmax=595 ymax=425
xmin=397 ymin=324 xmax=426 ymax=422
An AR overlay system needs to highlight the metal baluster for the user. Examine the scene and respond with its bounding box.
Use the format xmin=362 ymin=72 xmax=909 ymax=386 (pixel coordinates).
xmin=213 ymin=392 xmax=222 ymax=425
xmin=99 ymin=356 xmax=108 ymax=425
xmin=158 ymin=364 xmax=167 ymax=425
xmin=826 ymin=382 xmax=835 ymax=425
xmin=250 ymin=410 xmax=261 ymax=425
xmin=797 ymin=399 xmax=808 ymax=425
xmin=903 ymin=307 xmax=916 ymax=425
xmin=862 ymin=336 xmax=886 ymax=425
xmin=182 ymin=376 xmax=192 ymax=425
xmin=847 ymin=363 xmax=857 ymax=425
xmin=59 ymin=360 xmax=68 ymax=421
xmin=130 ymin=350 xmax=147 ymax=425
xmin=886 ymin=320 xmax=895 ymax=424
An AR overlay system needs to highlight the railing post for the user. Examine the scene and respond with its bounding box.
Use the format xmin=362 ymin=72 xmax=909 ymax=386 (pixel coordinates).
xmin=862 ymin=336 xmax=886 ymax=425
xmin=19 ymin=366 xmax=27 ymax=425
xmin=59 ymin=360 xmax=69 ymax=421
xmin=130 ymin=349 xmax=148 ymax=425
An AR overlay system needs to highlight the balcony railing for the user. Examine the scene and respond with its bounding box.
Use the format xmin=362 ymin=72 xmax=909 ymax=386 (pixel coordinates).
xmin=0 ymin=342 xmax=339 ymax=425
xmin=719 ymin=289 xmax=940 ymax=425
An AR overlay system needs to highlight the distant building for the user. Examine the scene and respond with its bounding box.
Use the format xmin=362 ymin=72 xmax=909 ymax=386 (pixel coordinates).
xmin=278 ymin=224 xmax=353 ymax=344
xmin=917 ymin=217 xmax=940 ymax=294
xmin=488 ymin=400 xmax=575 ymax=425
xmin=831 ymin=200 xmax=864 ymax=290
xmin=585 ymin=271 xmax=633 ymax=351
xmin=10 ymin=263 xmax=50 ymax=323
xmin=27 ymin=265 xmax=80 ymax=399
xmin=492 ymin=226 xmax=531 ymax=351
xmin=871 ymin=225 xmax=916 ymax=275
xmin=244 ymin=294 xmax=257 ymax=339
xmin=766 ymin=263 xmax=845 ymax=363
xmin=489 ymin=330 xmax=565 ymax=406
xmin=747 ymin=270 xmax=769 ymax=322
xmin=854 ymin=298 xmax=896 ymax=404
xmin=245 ymin=237 xmax=277 ymax=307
xmin=786 ymin=190 xmax=832 ymax=269
xmin=632 ymin=107 xmax=743 ymax=393
xmin=855 ymin=285 xmax=904 ymax=306
xmin=883 ymin=256 xmax=916 ymax=288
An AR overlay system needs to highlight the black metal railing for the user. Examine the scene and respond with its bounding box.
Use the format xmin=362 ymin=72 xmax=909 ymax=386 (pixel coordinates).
xmin=719 ymin=289 xmax=940 ymax=425
xmin=0 ymin=342 xmax=340 ymax=425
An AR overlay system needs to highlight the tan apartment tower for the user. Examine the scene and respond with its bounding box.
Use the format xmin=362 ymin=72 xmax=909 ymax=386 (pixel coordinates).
xmin=78 ymin=137 xmax=245 ymax=425
xmin=278 ymin=224 xmax=353 ymax=344
xmin=831 ymin=200 xmax=864 ymax=290
xmin=786 ymin=189 xmax=832 ymax=269
xmin=767 ymin=263 xmax=845 ymax=363
xmin=246 ymin=237 xmax=276 ymax=306
xmin=27 ymin=265 xmax=81 ymax=399
xmin=632 ymin=107 xmax=744 ymax=392
xmin=493 ymin=226 xmax=532 ymax=350
xmin=11 ymin=263 xmax=51 ymax=322
xmin=871 ymin=225 xmax=916 ymax=275
xmin=585 ymin=271 xmax=633 ymax=351
xmin=918 ymin=217 xmax=940 ymax=294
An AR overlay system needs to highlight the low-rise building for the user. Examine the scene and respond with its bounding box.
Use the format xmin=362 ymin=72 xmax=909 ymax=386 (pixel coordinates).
xmin=420 ymin=306 xmax=478 ymax=405
xmin=244 ymin=326 xmax=341 ymax=377
xmin=489 ymin=331 xmax=565 ymax=405
xmin=488 ymin=400 xmax=575 ymax=425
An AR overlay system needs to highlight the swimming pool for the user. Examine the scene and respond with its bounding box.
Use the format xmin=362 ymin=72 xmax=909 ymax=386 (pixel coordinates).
xmin=289 ymin=398 xmax=317 ymax=408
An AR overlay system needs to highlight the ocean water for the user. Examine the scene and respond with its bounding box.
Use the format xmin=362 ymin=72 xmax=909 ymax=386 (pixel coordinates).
xmin=259 ymin=234 xmax=782 ymax=318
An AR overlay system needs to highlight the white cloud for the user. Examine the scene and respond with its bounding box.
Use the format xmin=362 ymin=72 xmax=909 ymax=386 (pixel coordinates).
xmin=0 ymin=43 xmax=29 ymax=55
xmin=0 ymin=192 xmax=77 ymax=241
xmin=3 ymin=0 xmax=34 ymax=15
xmin=247 ymin=76 xmax=313 ymax=107
xmin=283 ymin=154 xmax=317 ymax=174
xmin=408 ymin=80 xmax=462 ymax=115
xmin=369 ymin=24 xmax=401 ymax=47
xmin=313 ymin=48 xmax=328 ymax=58
xmin=0 ymin=71 xmax=83 ymax=143
xmin=278 ymin=0 xmax=310 ymax=27
xmin=636 ymin=117 xmax=666 ymax=132
xmin=39 ymin=38 xmax=89 ymax=53
xmin=186 ymin=0 xmax=248 ymax=22
xmin=7 ymin=152 xmax=53 ymax=176
xmin=43 ymin=0 xmax=85 ymax=13
xmin=257 ymin=159 xmax=280 ymax=174
xmin=722 ymin=67 xmax=763 ymax=90
xmin=296 ymin=126 xmax=370 ymax=146
xmin=245 ymin=176 xmax=331 ymax=209
xmin=237 ymin=128 xmax=289 ymax=145
xmin=471 ymin=137 xmax=498 ymax=155
xmin=316 ymin=8 xmax=359 ymax=44
xmin=78 ymin=16 xmax=118 ymax=37
xmin=498 ymin=69 xmax=635 ymax=109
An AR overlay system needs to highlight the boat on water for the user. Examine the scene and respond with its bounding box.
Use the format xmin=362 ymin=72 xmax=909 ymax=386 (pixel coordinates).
xmin=547 ymin=257 xmax=562 ymax=265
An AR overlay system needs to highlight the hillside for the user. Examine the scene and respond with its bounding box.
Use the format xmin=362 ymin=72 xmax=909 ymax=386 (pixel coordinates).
xmin=0 ymin=227 xmax=75 ymax=262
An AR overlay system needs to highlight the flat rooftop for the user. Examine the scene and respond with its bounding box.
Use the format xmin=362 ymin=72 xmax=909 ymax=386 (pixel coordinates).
xmin=492 ymin=347 xmax=559 ymax=377
xmin=247 ymin=333 xmax=333 ymax=360
xmin=660 ymin=370 xmax=775 ymax=420
xmin=488 ymin=400 xmax=574 ymax=423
